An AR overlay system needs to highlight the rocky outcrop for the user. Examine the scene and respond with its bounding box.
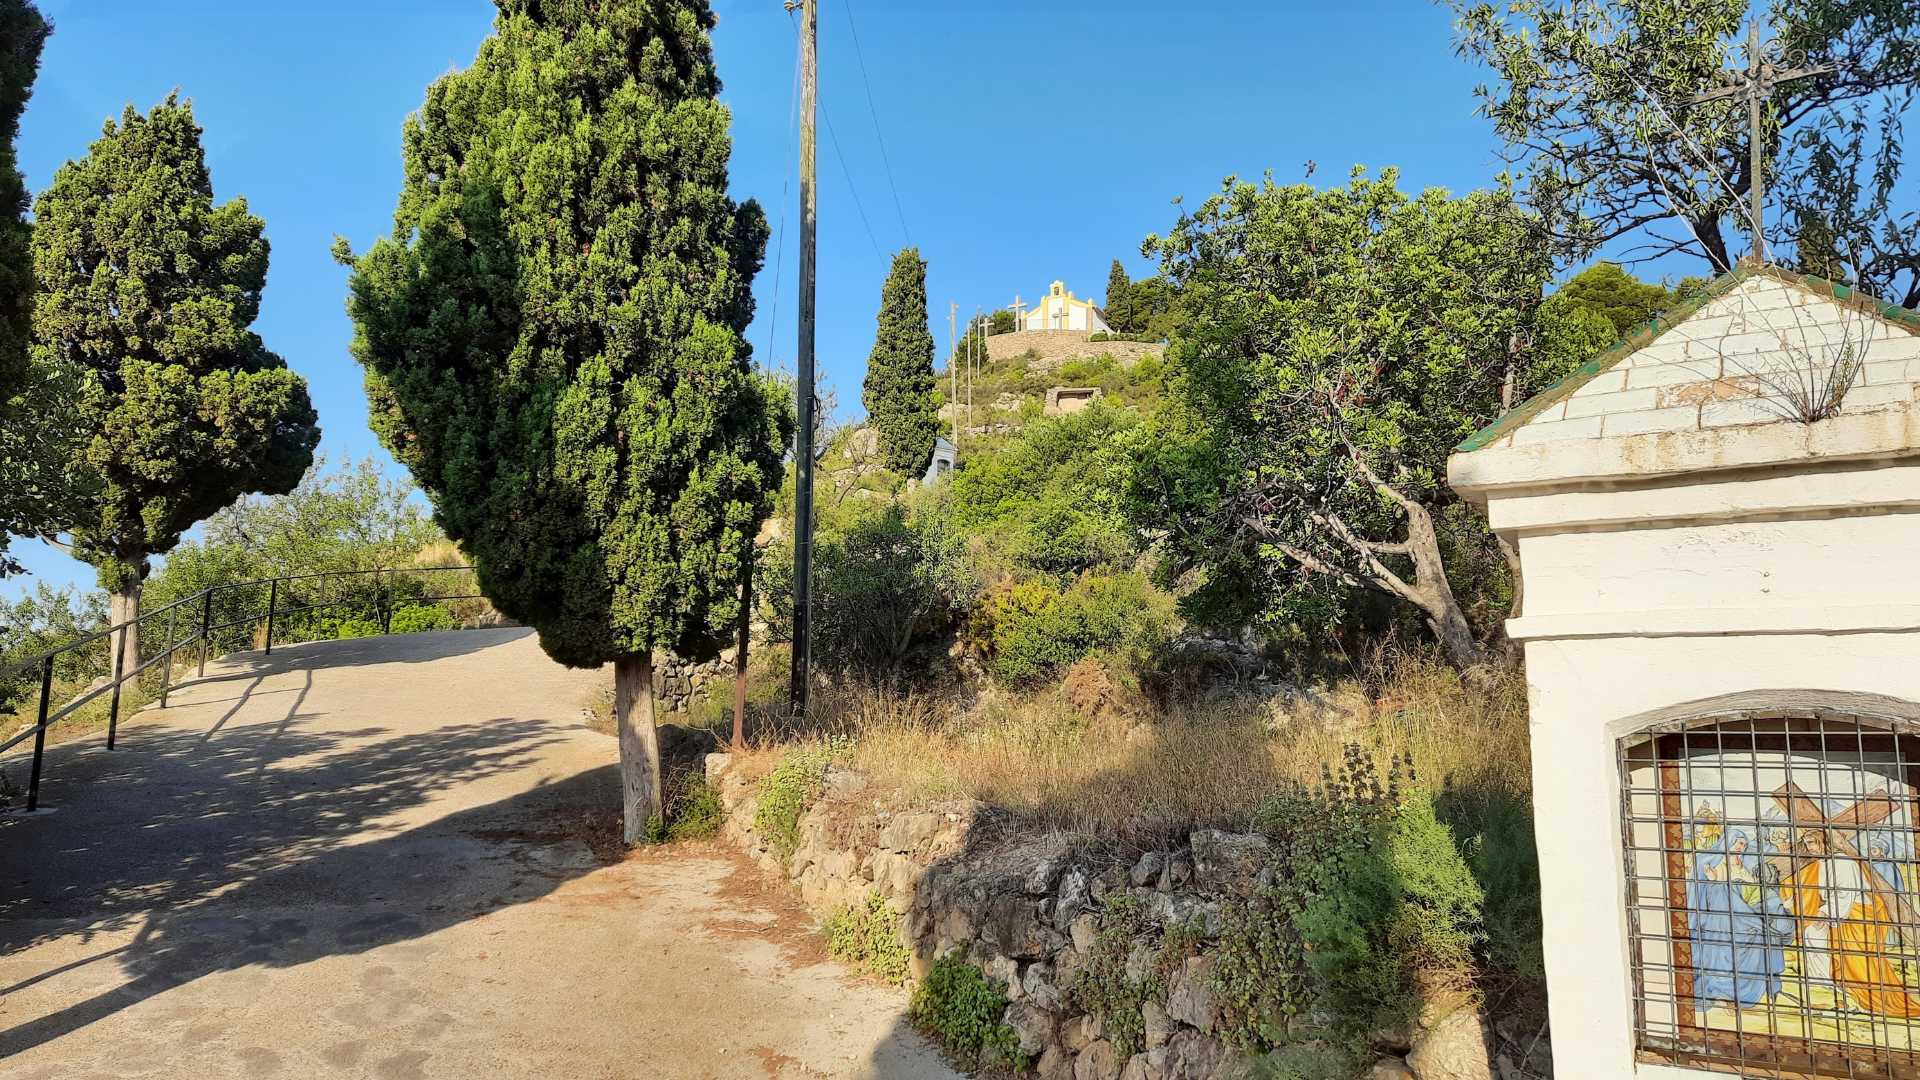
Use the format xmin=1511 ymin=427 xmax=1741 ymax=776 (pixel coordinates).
xmin=706 ymin=754 xmax=1541 ymax=1080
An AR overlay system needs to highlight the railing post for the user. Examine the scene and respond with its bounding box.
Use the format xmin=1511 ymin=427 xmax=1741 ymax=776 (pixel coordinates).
xmin=199 ymin=588 xmax=214 ymax=678
xmin=158 ymin=605 xmax=176 ymax=708
xmin=107 ymin=621 xmax=126 ymax=750
xmin=379 ymin=569 xmax=391 ymax=635
xmin=264 ymin=579 xmax=277 ymax=656
xmin=27 ymin=656 xmax=51 ymax=811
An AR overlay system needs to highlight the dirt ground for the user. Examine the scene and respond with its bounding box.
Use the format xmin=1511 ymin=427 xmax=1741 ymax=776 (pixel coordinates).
xmin=0 ymin=628 xmax=960 ymax=1080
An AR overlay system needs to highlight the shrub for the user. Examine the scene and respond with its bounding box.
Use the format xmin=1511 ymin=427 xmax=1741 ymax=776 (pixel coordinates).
xmin=977 ymin=571 xmax=1176 ymax=685
xmin=334 ymin=618 xmax=381 ymax=639
xmin=824 ymin=892 xmax=912 ymax=984
xmin=1066 ymin=893 xmax=1157 ymax=1057
xmin=645 ymin=770 xmax=725 ymax=844
xmin=389 ymin=603 xmax=456 ymax=634
xmin=910 ymin=954 xmax=1027 ymax=1072
xmin=755 ymin=743 xmax=838 ymax=861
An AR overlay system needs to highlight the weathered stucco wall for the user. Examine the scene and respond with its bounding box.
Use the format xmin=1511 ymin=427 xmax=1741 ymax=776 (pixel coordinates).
xmin=985 ymin=330 xmax=1163 ymax=371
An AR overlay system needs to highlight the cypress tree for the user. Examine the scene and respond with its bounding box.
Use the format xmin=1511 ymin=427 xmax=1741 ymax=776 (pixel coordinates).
xmin=0 ymin=0 xmax=45 ymax=398
xmin=0 ymin=0 xmax=48 ymax=575
xmin=1105 ymin=258 xmax=1132 ymax=334
xmin=861 ymin=247 xmax=938 ymax=479
xmin=31 ymin=95 xmax=319 ymax=666
xmin=337 ymin=0 xmax=789 ymax=843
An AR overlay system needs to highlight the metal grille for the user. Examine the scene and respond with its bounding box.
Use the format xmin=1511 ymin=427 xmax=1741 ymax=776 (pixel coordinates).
xmin=1622 ymin=711 xmax=1920 ymax=1078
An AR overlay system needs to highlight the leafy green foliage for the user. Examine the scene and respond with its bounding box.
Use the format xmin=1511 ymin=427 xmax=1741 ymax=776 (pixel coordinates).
xmin=1137 ymin=168 xmax=1572 ymax=665
xmin=1546 ymin=261 xmax=1675 ymax=338
xmin=973 ymin=571 xmax=1175 ymax=686
xmin=32 ymin=95 xmax=319 ymax=595
xmin=1066 ymin=893 xmax=1158 ymax=1058
xmin=337 ymin=0 xmax=788 ymax=672
xmin=1211 ymin=883 xmax=1312 ymax=1053
xmin=644 ymin=768 xmax=725 ymax=843
xmin=863 ymin=248 xmax=940 ymax=479
xmin=824 ymin=892 xmax=912 ymax=985
xmin=0 ymin=0 xmax=44 ymax=401
xmin=910 ymin=954 xmax=1027 ymax=1072
xmin=755 ymin=743 xmax=838 ymax=861
xmin=1450 ymin=0 xmax=1920 ymax=298
xmin=0 ymin=583 xmax=104 ymax=711
xmin=334 ymin=618 xmax=380 ymax=640
xmin=389 ymin=604 xmax=456 ymax=634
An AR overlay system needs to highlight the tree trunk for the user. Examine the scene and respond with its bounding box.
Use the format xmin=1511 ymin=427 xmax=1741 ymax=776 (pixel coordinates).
xmin=1400 ymin=499 xmax=1485 ymax=673
xmin=614 ymin=651 xmax=663 ymax=845
xmin=108 ymin=580 xmax=141 ymax=683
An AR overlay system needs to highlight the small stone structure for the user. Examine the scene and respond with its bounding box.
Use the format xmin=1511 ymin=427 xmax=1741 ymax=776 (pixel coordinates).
xmin=1449 ymin=263 xmax=1920 ymax=1080
xmin=1046 ymin=386 xmax=1102 ymax=415
xmin=923 ymin=436 xmax=958 ymax=484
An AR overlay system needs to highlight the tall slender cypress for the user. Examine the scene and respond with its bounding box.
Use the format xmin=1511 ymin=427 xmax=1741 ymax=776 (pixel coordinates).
xmin=338 ymin=0 xmax=789 ymax=843
xmin=861 ymin=247 xmax=938 ymax=479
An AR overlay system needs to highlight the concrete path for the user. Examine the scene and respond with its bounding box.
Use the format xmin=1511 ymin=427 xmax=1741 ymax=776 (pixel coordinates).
xmin=0 ymin=629 xmax=959 ymax=1080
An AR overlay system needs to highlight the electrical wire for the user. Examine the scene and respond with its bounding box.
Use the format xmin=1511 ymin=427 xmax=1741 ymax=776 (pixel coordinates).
xmin=841 ymin=0 xmax=911 ymax=247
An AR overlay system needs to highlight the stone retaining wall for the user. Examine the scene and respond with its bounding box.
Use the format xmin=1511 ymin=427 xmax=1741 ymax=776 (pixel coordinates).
xmin=704 ymin=754 xmax=1547 ymax=1080
xmin=986 ymin=330 xmax=1164 ymax=371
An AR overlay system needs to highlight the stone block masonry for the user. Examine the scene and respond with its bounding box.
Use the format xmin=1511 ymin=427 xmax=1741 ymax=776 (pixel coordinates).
xmin=985 ymin=330 xmax=1164 ymax=372
xmin=705 ymin=753 xmax=1540 ymax=1080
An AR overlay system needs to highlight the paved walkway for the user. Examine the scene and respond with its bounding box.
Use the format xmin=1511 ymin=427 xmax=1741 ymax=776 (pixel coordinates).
xmin=0 ymin=629 xmax=958 ymax=1080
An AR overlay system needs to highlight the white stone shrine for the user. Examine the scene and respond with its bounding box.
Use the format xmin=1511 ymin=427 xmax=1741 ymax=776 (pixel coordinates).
xmin=1449 ymin=263 xmax=1920 ymax=1079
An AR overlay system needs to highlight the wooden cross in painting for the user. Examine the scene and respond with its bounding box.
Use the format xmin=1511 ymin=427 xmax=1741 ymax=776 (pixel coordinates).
xmin=1768 ymin=781 xmax=1915 ymax=924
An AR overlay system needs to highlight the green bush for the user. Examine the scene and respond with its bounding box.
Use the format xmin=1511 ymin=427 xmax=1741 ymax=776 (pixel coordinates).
xmin=978 ymin=571 xmax=1176 ymax=685
xmin=1066 ymin=893 xmax=1157 ymax=1057
xmin=910 ymin=954 xmax=1027 ymax=1072
xmin=334 ymin=618 xmax=381 ymax=639
xmin=755 ymin=743 xmax=838 ymax=861
xmin=824 ymin=892 xmax=912 ymax=984
xmin=389 ymin=603 xmax=456 ymax=634
xmin=645 ymin=770 xmax=726 ymax=844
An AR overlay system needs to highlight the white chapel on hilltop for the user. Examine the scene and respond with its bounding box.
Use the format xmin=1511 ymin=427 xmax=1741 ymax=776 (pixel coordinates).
xmin=1016 ymin=280 xmax=1111 ymax=334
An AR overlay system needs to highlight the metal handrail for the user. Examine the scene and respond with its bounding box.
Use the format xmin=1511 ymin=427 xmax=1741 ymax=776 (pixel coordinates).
xmin=1 ymin=563 xmax=479 ymax=811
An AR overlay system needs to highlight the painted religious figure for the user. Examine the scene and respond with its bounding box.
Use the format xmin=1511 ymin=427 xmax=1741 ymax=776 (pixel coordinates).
xmin=1657 ymin=734 xmax=1920 ymax=1062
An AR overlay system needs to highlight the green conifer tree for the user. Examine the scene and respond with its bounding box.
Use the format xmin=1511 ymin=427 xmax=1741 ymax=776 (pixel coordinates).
xmin=337 ymin=0 xmax=788 ymax=843
xmin=861 ymin=247 xmax=938 ymax=479
xmin=32 ymin=95 xmax=318 ymax=666
xmin=1104 ymin=258 xmax=1133 ymax=334
xmin=0 ymin=0 xmax=50 ymax=576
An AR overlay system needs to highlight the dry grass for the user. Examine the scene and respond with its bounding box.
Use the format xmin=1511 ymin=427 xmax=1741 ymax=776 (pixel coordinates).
xmin=733 ymin=648 xmax=1531 ymax=837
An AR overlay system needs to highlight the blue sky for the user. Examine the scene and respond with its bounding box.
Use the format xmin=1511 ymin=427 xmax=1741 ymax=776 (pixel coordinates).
xmin=4 ymin=0 xmax=1591 ymax=595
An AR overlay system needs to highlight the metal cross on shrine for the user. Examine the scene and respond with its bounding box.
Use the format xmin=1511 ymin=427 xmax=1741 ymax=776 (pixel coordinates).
xmin=1688 ymin=20 xmax=1836 ymax=264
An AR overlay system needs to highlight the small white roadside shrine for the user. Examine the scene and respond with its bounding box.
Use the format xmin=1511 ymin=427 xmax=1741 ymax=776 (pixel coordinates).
xmin=1449 ymin=263 xmax=1920 ymax=1080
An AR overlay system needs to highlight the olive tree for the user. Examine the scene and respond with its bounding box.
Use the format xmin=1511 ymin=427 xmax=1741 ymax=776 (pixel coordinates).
xmin=31 ymin=96 xmax=318 ymax=669
xmin=337 ymin=0 xmax=788 ymax=843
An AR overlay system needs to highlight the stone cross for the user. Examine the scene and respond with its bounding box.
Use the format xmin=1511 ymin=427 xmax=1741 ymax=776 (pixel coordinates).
xmin=1688 ymin=20 xmax=1836 ymax=264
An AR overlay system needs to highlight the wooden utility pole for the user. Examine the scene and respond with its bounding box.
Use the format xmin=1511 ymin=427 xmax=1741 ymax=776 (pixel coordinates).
xmin=788 ymin=0 xmax=818 ymax=716
xmin=1688 ymin=20 xmax=1834 ymax=265
xmin=948 ymin=302 xmax=959 ymax=443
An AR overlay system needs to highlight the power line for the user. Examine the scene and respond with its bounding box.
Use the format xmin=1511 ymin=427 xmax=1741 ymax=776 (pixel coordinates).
xmin=821 ymin=105 xmax=884 ymax=260
xmin=840 ymin=0 xmax=910 ymax=247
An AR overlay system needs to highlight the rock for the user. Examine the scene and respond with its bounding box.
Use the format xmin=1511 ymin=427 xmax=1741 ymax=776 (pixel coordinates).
xmin=1142 ymin=999 xmax=1175 ymax=1049
xmin=1187 ymin=830 xmax=1273 ymax=896
xmin=869 ymin=851 xmax=923 ymax=901
xmin=1023 ymin=960 xmax=1065 ymax=1012
xmin=1129 ymin=851 xmax=1165 ymax=887
xmin=702 ymin=752 xmax=733 ymax=782
xmin=1075 ymin=1039 xmax=1122 ymax=1080
xmin=1062 ymin=1014 xmax=1097 ymax=1053
xmin=1147 ymin=1031 xmax=1224 ymax=1080
xmin=1165 ymin=956 xmax=1218 ymax=1033
xmin=1158 ymin=852 xmax=1192 ymax=892
xmin=1125 ymin=941 xmax=1157 ymax=983
xmin=823 ymin=766 xmax=869 ymax=796
xmin=1119 ymin=1052 xmax=1156 ymax=1080
xmin=1373 ymin=1057 xmax=1417 ymax=1080
xmin=984 ymin=955 xmax=1021 ymax=999
xmin=1025 ymin=856 xmax=1066 ymax=894
xmin=878 ymin=812 xmax=941 ymax=853
xmin=1037 ymin=1044 xmax=1076 ymax=1080
xmin=818 ymin=848 xmax=859 ymax=882
xmin=1005 ymin=1002 xmax=1056 ymax=1058
xmin=989 ymin=895 xmax=1064 ymax=960
xmin=1408 ymin=1004 xmax=1494 ymax=1080
xmin=1070 ymin=913 xmax=1100 ymax=953
xmin=1055 ymin=866 xmax=1093 ymax=929
xmin=935 ymin=904 xmax=976 ymax=946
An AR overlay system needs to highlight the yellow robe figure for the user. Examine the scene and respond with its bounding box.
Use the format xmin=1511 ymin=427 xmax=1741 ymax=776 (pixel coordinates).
xmin=1786 ymin=857 xmax=1920 ymax=1018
